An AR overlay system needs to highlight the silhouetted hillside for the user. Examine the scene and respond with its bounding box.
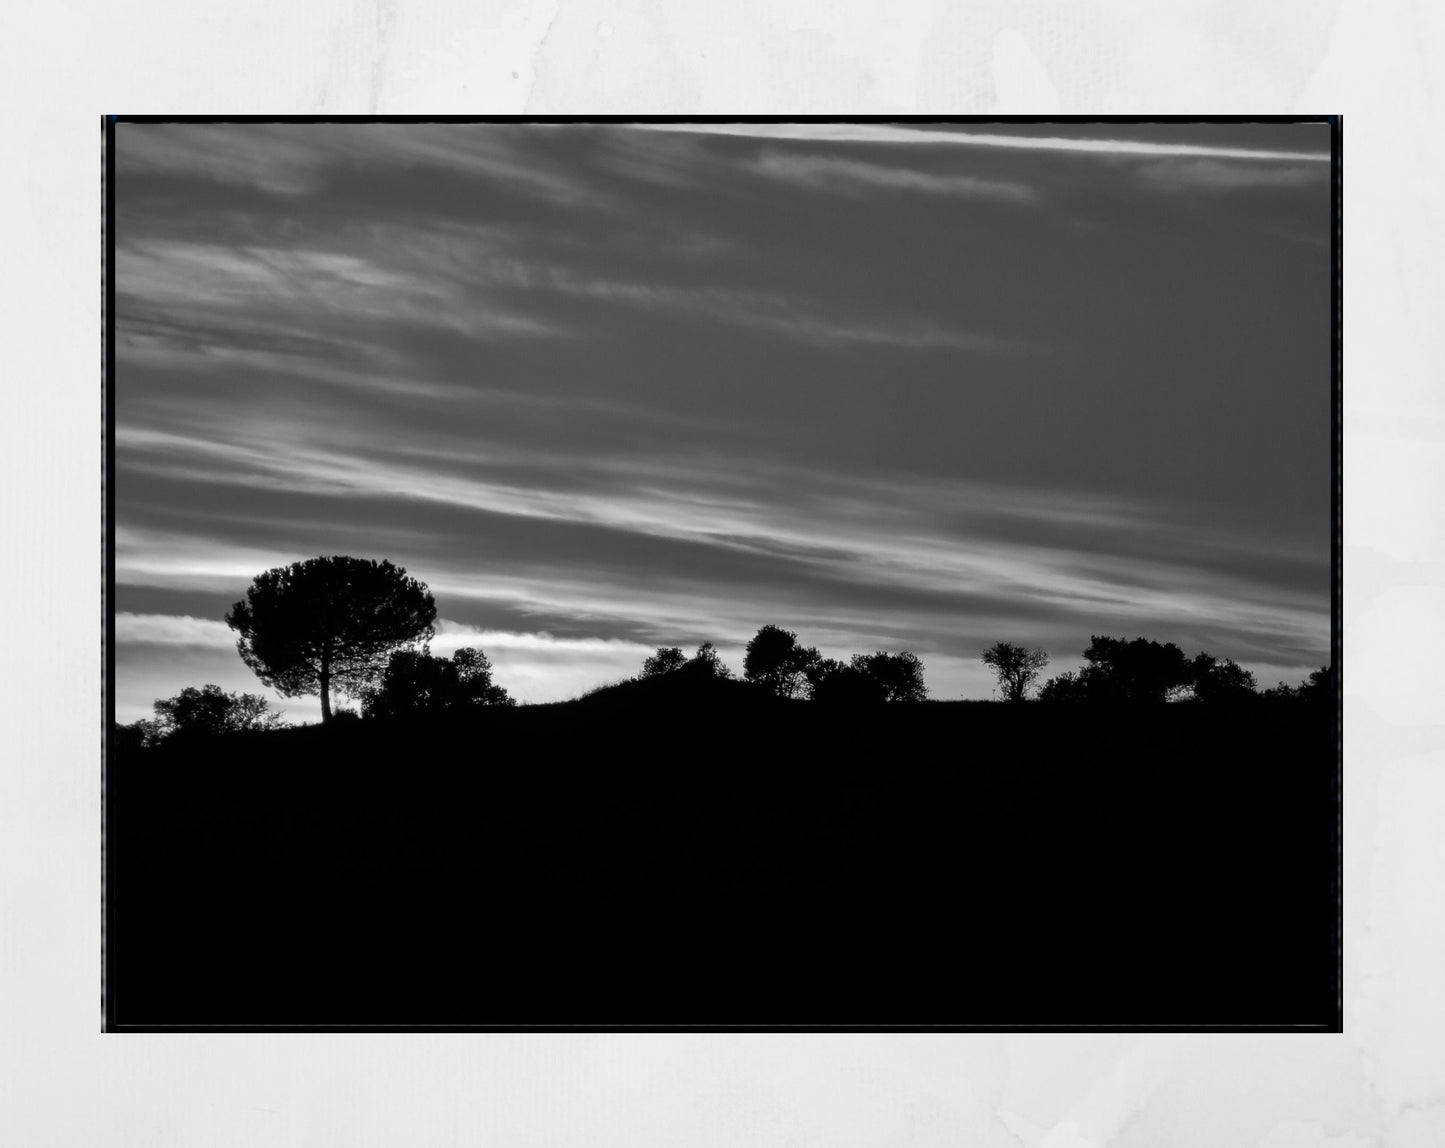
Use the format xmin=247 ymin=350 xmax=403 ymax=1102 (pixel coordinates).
xmin=109 ymin=694 xmax=1336 ymax=1027
xmin=574 ymin=662 xmax=777 ymax=710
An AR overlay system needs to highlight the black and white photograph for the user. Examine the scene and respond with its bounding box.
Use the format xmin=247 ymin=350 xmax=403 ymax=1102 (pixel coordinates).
xmin=106 ymin=118 xmax=1337 ymax=1028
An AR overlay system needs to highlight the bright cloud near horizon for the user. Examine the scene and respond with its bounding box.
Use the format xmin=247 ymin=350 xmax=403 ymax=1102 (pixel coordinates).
xmin=113 ymin=121 xmax=1331 ymax=724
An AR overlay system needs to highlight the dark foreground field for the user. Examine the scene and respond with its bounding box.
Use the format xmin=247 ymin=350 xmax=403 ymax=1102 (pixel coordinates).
xmin=108 ymin=682 xmax=1337 ymax=1027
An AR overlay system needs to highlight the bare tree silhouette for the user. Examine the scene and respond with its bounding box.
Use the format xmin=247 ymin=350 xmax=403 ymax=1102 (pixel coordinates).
xmin=981 ymin=641 xmax=1049 ymax=702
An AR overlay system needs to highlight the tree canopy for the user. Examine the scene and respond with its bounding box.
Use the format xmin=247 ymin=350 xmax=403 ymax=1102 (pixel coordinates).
xmin=803 ymin=656 xmax=847 ymax=698
xmin=1303 ymin=665 xmax=1333 ymax=702
xmin=980 ymin=641 xmax=1050 ymax=701
xmin=1265 ymin=665 xmax=1333 ymax=702
xmin=122 ymin=683 xmax=285 ymax=747
xmin=850 ymin=651 xmax=928 ymax=702
xmin=362 ymin=646 xmax=513 ymax=719
xmin=690 ymin=641 xmax=735 ymax=679
xmin=1034 ymin=636 xmax=1290 ymax=704
xmin=811 ymin=661 xmax=888 ymax=706
xmin=1079 ymin=635 xmax=1192 ymax=703
xmin=225 ymin=555 xmax=436 ymax=722
xmin=640 ymin=646 xmax=688 ymax=678
xmin=743 ymin=625 xmax=820 ymax=698
xmin=1189 ymin=653 xmax=1258 ymax=702
xmin=1037 ymin=670 xmax=1087 ymax=703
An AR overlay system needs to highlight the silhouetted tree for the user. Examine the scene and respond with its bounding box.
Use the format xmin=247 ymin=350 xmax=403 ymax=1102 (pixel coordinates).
xmin=1189 ymin=653 xmax=1258 ymax=702
xmin=641 ymin=646 xmax=688 ymax=678
xmin=126 ymin=683 xmax=285 ymax=746
xmin=1081 ymin=635 xmax=1191 ymax=703
xmin=850 ymin=651 xmax=928 ymax=702
xmin=743 ymin=625 xmax=818 ymax=698
xmin=452 ymin=647 xmax=513 ymax=707
xmin=1266 ymin=665 xmax=1333 ymax=703
xmin=980 ymin=641 xmax=1050 ymax=702
xmin=362 ymin=646 xmax=512 ymax=719
xmin=690 ymin=641 xmax=735 ymax=679
xmin=811 ymin=662 xmax=888 ymax=706
xmin=112 ymin=721 xmax=148 ymax=754
xmin=804 ymin=656 xmax=846 ymax=697
xmin=1302 ymin=665 xmax=1333 ymax=703
xmin=225 ymin=555 xmax=436 ymax=722
xmin=361 ymin=649 xmax=451 ymax=718
xmin=1037 ymin=670 xmax=1089 ymax=702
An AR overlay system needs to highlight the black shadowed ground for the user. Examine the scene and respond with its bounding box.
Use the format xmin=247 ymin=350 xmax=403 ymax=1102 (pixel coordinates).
xmin=109 ymin=675 xmax=1336 ymax=1027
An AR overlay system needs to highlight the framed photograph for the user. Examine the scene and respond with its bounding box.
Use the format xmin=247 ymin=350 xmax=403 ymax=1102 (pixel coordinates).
xmin=105 ymin=118 xmax=1338 ymax=1030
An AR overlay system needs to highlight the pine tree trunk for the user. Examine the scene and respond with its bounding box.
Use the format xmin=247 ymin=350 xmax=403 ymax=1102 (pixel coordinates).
xmin=319 ymin=655 xmax=332 ymax=723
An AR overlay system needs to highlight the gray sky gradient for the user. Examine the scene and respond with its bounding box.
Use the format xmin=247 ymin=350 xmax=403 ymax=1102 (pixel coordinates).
xmin=114 ymin=121 xmax=1331 ymax=721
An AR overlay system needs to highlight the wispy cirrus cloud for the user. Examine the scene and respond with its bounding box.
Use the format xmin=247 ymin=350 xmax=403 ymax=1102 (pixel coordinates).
xmin=115 ymin=123 xmax=1330 ymax=720
xmin=561 ymin=280 xmax=1022 ymax=353
xmin=624 ymin=122 xmax=1331 ymax=163
xmin=111 ymin=612 xmax=665 ymax=721
xmin=113 ymin=612 xmax=662 ymax=707
xmin=116 ymin=612 xmax=236 ymax=648
xmin=477 ymin=263 xmax=1025 ymax=354
xmin=118 ymin=122 xmax=599 ymax=204
xmin=116 ymin=416 xmax=1328 ymax=671
xmin=1135 ymin=157 xmax=1327 ymax=192
xmin=117 ymin=238 xmax=568 ymax=343
xmin=118 ymin=225 xmax=1014 ymax=364
xmin=750 ymin=151 xmax=1041 ymax=204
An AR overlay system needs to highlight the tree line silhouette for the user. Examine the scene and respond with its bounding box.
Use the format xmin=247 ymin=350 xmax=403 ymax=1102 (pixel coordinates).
xmin=116 ymin=554 xmax=1334 ymax=746
xmin=111 ymin=553 xmax=1338 ymax=1026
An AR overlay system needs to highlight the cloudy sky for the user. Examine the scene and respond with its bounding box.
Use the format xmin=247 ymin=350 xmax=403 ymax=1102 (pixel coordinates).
xmin=113 ymin=120 xmax=1331 ymax=723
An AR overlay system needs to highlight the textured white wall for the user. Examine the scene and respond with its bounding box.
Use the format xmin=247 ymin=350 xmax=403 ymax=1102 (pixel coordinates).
xmin=3 ymin=1 xmax=1443 ymax=1144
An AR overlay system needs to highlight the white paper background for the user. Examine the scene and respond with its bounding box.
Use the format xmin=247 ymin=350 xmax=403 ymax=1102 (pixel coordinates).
xmin=2 ymin=0 xmax=1443 ymax=1143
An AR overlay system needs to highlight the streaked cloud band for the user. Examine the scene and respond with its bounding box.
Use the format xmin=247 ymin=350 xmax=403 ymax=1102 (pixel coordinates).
xmin=624 ymin=122 xmax=1331 ymax=162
